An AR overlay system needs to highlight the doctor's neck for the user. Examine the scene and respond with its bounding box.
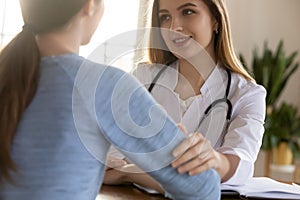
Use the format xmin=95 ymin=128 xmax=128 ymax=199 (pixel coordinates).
xmin=178 ymin=52 xmax=217 ymax=82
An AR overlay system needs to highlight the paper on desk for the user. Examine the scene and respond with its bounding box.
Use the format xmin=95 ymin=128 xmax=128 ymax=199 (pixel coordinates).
xmin=133 ymin=183 xmax=161 ymax=194
xmin=221 ymin=177 xmax=300 ymax=199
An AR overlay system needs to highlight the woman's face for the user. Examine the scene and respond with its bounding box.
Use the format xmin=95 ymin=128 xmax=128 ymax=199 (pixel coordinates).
xmin=158 ymin=0 xmax=217 ymax=60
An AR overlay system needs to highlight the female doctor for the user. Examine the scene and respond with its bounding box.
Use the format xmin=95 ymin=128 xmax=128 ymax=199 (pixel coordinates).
xmin=104 ymin=0 xmax=266 ymax=191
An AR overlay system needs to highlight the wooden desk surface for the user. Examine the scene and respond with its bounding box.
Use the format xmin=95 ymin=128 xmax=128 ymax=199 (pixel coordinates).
xmin=97 ymin=185 xmax=240 ymax=200
xmin=97 ymin=185 xmax=168 ymax=200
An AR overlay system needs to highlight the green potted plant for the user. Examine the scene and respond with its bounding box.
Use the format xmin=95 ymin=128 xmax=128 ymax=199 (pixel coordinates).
xmin=240 ymin=39 xmax=299 ymax=109
xmin=263 ymin=102 xmax=300 ymax=164
xmin=239 ymin=40 xmax=299 ymax=166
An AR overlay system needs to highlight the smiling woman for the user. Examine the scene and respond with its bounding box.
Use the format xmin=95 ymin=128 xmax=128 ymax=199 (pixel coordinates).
xmin=0 ymin=0 xmax=142 ymax=71
xmin=104 ymin=0 xmax=267 ymax=195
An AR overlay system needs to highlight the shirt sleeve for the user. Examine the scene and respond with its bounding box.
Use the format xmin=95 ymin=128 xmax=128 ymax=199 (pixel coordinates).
xmin=217 ymin=81 xmax=266 ymax=185
xmin=106 ymin=63 xmax=150 ymax=161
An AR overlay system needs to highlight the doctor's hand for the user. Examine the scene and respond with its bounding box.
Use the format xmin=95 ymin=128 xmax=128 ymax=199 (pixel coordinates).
xmin=171 ymin=133 xmax=239 ymax=182
xmin=171 ymin=133 xmax=220 ymax=174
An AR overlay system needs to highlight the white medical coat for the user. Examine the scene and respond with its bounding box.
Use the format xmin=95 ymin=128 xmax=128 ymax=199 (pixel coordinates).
xmin=131 ymin=61 xmax=266 ymax=185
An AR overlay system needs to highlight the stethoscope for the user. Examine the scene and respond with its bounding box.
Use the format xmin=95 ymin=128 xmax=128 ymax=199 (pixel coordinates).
xmin=148 ymin=66 xmax=233 ymax=134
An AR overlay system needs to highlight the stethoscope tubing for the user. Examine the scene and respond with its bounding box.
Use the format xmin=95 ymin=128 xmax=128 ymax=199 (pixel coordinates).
xmin=148 ymin=65 xmax=233 ymax=131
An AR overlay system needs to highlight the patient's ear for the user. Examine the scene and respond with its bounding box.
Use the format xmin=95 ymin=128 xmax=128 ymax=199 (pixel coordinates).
xmin=82 ymin=0 xmax=95 ymax=16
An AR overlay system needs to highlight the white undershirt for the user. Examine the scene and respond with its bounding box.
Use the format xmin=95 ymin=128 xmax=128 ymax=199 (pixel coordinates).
xmin=179 ymin=95 xmax=201 ymax=116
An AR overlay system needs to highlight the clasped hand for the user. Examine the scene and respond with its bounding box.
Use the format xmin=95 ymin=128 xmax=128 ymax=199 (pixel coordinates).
xmin=104 ymin=124 xmax=223 ymax=186
xmin=171 ymin=124 xmax=223 ymax=176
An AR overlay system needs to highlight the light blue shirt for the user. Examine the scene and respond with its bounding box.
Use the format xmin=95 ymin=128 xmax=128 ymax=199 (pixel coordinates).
xmin=0 ymin=54 xmax=220 ymax=200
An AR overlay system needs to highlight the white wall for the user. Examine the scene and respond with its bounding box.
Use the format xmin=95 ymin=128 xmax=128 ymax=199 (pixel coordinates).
xmin=226 ymin=0 xmax=300 ymax=109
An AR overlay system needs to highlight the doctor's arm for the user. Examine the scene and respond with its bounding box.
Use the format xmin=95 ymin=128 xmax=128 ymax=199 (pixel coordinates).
xmin=104 ymin=133 xmax=238 ymax=186
xmin=170 ymin=85 xmax=266 ymax=184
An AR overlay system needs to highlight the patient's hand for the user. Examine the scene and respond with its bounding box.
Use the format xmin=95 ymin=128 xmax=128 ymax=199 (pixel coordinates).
xmin=104 ymin=157 xmax=129 ymax=185
xmin=104 ymin=168 xmax=128 ymax=185
xmin=105 ymin=156 xmax=127 ymax=170
xmin=104 ymin=164 xmax=142 ymax=185
xmin=103 ymin=163 xmax=164 ymax=194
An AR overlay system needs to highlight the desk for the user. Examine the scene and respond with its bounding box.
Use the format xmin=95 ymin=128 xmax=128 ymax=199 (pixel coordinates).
xmin=97 ymin=185 xmax=168 ymax=200
xmin=97 ymin=185 xmax=241 ymax=200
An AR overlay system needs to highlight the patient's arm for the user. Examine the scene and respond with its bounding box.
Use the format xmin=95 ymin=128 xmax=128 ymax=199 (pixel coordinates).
xmin=93 ymin=67 xmax=220 ymax=199
xmin=103 ymin=125 xmax=188 ymax=194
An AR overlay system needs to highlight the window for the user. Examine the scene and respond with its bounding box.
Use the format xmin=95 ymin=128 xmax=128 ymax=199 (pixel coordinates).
xmin=0 ymin=0 xmax=151 ymax=72
xmin=0 ymin=0 xmax=23 ymax=48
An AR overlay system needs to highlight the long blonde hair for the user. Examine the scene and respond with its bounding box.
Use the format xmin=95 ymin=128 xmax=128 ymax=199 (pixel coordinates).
xmin=148 ymin=0 xmax=254 ymax=81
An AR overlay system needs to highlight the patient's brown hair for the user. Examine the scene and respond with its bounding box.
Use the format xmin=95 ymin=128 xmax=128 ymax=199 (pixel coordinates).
xmin=0 ymin=0 xmax=87 ymax=184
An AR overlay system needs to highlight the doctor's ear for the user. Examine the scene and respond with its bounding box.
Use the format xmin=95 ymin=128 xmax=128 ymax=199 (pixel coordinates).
xmin=213 ymin=22 xmax=219 ymax=34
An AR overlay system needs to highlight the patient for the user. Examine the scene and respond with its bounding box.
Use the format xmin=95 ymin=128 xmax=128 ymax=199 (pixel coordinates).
xmin=0 ymin=0 xmax=220 ymax=199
